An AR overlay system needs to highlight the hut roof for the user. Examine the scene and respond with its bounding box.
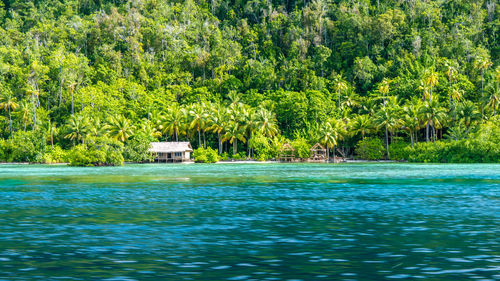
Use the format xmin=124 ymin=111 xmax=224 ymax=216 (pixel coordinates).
xmin=280 ymin=143 xmax=295 ymax=151
xmin=310 ymin=143 xmax=326 ymax=151
xmin=149 ymin=142 xmax=193 ymax=153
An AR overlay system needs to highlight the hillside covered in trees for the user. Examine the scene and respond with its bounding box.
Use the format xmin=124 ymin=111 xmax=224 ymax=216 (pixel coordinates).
xmin=0 ymin=0 xmax=499 ymax=164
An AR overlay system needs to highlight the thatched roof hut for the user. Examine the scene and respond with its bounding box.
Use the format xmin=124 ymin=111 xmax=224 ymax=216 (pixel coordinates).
xmin=278 ymin=142 xmax=296 ymax=162
xmin=149 ymin=142 xmax=193 ymax=162
xmin=309 ymin=143 xmax=327 ymax=162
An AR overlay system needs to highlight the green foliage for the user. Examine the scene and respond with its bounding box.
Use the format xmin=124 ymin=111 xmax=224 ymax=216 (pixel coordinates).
xmin=219 ymin=152 xmax=229 ymax=161
xmin=248 ymin=132 xmax=272 ymax=160
xmin=231 ymin=151 xmax=247 ymax=161
xmin=406 ymin=140 xmax=500 ymax=163
xmin=405 ymin=117 xmax=500 ymax=163
xmin=193 ymin=147 xmax=219 ymax=163
xmin=355 ymin=138 xmax=385 ymax=160
xmin=0 ymin=130 xmax=46 ymax=162
xmin=42 ymin=146 xmax=67 ymax=164
xmin=0 ymin=0 xmax=498 ymax=164
xmin=67 ymin=137 xmax=124 ymax=166
xmin=388 ymin=142 xmax=410 ymax=161
xmin=291 ymin=138 xmax=311 ymax=159
xmin=123 ymin=133 xmax=155 ymax=163
xmin=0 ymin=139 xmax=13 ymax=162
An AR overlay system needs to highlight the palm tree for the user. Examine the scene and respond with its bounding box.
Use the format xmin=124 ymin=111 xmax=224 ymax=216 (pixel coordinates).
xmin=456 ymin=101 xmax=481 ymax=133
xmin=0 ymin=92 xmax=19 ymax=138
xmin=26 ymin=84 xmax=38 ymax=129
xmin=419 ymin=97 xmax=447 ymax=142
xmin=484 ymin=81 xmax=500 ymax=116
xmin=45 ymin=120 xmax=58 ymax=149
xmin=227 ymin=91 xmax=242 ymax=105
xmin=350 ymin=114 xmax=372 ymax=139
xmin=475 ymin=56 xmax=493 ymax=107
xmin=360 ymin=96 xmax=379 ymax=115
xmin=402 ymin=98 xmax=422 ymax=147
xmin=319 ymin=118 xmax=345 ymax=161
xmin=189 ymin=103 xmax=207 ymax=148
xmin=207 ymin=104 xmax=228 ymax=154
xmin=222 ymin=121 xmax=246 ymax=156
xmin=19 ymin=101 xmax=31 ymax=131
xmin=443 ymin=59 xmax=458 ymax=105
xmin=424 ymin=69 xmax=439 ymax=100
xmin=228 ymin=102 xmax=244 ymax=124
xmin=449 ymin=86 xmax=463 ymax=119
xmin=374 ymin=98 xmax=402 ymax=158
xmin=160 ymin=104 xmax=185 ymax=141
xmin=88 ymin=117 xmax=105 ymax=138
xmin=341 ymin=89 xmax=361 ymax=110
xmin=319 ymin=121 xmax=336 ymax=161
xmin=240 ymin=106 xmax=257 ymax=156
xmin=333 ymin=74 xmax=348 ymax=109
xmin=139 ymin=119 xmax=162 ymax=139
xmin=105 ymin=115 xmax=134 ymax=142
xmin=255 ymin=108 xmax=279 ymax=138
xmin=65 ymin=114 xmax=89 ymax=145
xmin=378 ymin=78 xmax=391 ymax=105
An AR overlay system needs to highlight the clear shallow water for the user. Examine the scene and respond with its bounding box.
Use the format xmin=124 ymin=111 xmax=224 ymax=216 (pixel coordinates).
xmin=0 ymin=163 xmax=499 ymax=281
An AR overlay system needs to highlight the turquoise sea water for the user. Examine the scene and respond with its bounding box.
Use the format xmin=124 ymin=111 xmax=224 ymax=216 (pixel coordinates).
xmin=0 ymin=163 xmax=499 ymax=280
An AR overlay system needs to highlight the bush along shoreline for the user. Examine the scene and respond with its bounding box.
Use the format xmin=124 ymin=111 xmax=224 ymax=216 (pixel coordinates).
xmin=1 ymin=115 xmax=498 ymax=166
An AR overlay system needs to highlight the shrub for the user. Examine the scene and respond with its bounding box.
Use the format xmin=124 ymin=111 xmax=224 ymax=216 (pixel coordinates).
xmin=67 ymin=137 xmax=124 ymax=166
xmin=389 ymin=142 xmax=410 ymax=161
xmin=193 ymin=147 xmax=219 ymax=163
xmin=406 ymin=139 xmax=500 ymax=163
xmin=249 ymin=133 xmax=272 ymax=160
xmin=42 ymin=146 xmax=67 ymax=164
xmin=0 ymin=139 xmax=14 ymax=162
xmin=232 ymin=151 xmax=246 ymax=160
xmin=123 ymin=133 xmax=155 ymax=162
xmin=355 ymin=137 xmax=385 ymax=160
xmin=291 ymin=138 xmax=311 ymax=159
xmin=219 ymin=152 xmax=229 ymax=161
xmin=1 ymin=130 xmax=48 ymax=163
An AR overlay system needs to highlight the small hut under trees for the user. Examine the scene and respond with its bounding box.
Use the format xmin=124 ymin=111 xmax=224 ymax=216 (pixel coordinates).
xmin=149 ymin=142 xmax=193 ymax=163
xmin=278 ymin=143 xmax=296 ymax=162
xmin=309 ymin=143 xmax=327 ymax=162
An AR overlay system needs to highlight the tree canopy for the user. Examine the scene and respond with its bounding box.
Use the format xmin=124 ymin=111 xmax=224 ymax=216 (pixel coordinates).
xmin=0 ymin=0 xmax=499 ymax=163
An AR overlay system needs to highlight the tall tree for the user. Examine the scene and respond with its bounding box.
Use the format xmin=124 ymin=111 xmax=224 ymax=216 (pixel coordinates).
xmin=222 ymin=121 xmax=246 ymax=156
xmin=0 ymin=91 xmax=19 ymax=138
xmin=105 ymin=115 xmax=134 ymax=142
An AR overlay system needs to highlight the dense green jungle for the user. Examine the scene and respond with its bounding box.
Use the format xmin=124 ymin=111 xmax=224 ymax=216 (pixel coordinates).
xmin=0 ymin=0 xmax=498 ymax=165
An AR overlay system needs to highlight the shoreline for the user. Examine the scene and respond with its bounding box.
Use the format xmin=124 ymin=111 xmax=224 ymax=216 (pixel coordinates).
xmin=2 ymin=160 xmax=498 ymax=165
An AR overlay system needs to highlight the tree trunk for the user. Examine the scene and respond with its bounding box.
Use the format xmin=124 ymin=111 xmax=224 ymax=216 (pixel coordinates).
xmin=333 ymin=144 xmax=336 ymax=162
xmin=175 ymin=128 xmax=178 ymax=142
xmin=481 ymin=70 xmax=485 ymax=116
xmin=338 ymin=89 xmax=341 ymax=109
xmin=410 ymin=131 xmax=414 ymax=147
xmin=385 ymin=126 xmax=390 ymax=159
xmin=203 ymin=130 xmax=206 ymax=148
xmin=32 ymin=93 xmax=37 ymax=129
xmin=59 ymin=66 xmax=63 ymax=106
xmin=198 ymin=127 xmax=201 ymax=148
xmin=326 ymin=144 xmax=329 ymax=163
xmin=8 ymin=107 xmax=13 ymax=139
xmin=233 ymin=139 xmax=237 ymax=156
xmin=426 ymin=122 xmax=430 ymax=142
xmin=218 ymin=132 xmax=222 ymax=154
